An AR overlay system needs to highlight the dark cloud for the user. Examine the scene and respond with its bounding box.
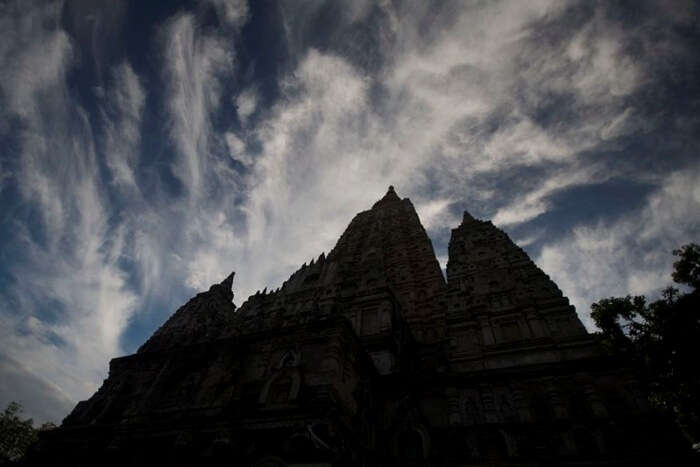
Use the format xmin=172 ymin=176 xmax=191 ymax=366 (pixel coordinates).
xmin=0 ymin=355 xmax=74 ymax=425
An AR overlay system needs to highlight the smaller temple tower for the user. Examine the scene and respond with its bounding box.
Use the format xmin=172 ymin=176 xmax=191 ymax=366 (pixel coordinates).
xmin=445 ymin=211 xmax=589 ymax=371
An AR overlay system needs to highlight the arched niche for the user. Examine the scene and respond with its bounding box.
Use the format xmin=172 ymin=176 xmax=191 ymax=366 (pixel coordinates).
xmin=278 ymin=349 xmax=300 ymax=369
xmin=258 ymin=368 xmax=301 ymax=406
xmin=393 ymin=423 xmax=430 ymax=462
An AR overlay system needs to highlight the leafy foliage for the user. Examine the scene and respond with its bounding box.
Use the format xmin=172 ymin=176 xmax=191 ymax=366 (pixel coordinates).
xmin=672 ymin=243 xmax=700 ymax=290
xmin=591 ymin=243 xmax=700 ymax=445
xmin=0 ymin=402 xmax=38 ymax=464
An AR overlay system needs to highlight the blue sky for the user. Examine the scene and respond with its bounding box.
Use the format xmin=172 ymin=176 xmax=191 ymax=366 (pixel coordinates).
xmin=1 ymin=0 xmax=698 ymax=424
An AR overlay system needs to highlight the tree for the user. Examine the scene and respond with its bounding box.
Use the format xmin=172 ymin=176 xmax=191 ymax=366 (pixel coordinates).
xmin=591 ymin=243 xmax=700 ymax=446
xmin=0 ymin=402 xmax=38 ymax=464
xmin=672 ymin=243 xmax=700 ymax=290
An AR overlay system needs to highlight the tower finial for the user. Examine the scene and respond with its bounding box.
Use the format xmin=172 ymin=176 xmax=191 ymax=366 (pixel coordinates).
xmin=220 ymin=271 xmax=235 ymax=290
xmin=373 ymin=185 xmax=401 ymax=208
xmin=213 ymin=271 xmax=235 ymax=303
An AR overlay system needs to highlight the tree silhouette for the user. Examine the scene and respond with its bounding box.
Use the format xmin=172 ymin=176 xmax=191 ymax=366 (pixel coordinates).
xmin=591 ymin=243 xmax=700 ymax=447
xmin=0 ymin=402 xmax=38 ymax=464
xmin=672 ymin=243 xmax=700 ymax=290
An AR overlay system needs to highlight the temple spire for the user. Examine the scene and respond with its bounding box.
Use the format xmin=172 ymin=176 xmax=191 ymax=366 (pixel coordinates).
xmin=385 ymin=185 xmax=399 ymax=199
xmin=221 ymin=271 xmax=235 ymax=291
xmin=373 ymin=185 xmax=401 ymax=208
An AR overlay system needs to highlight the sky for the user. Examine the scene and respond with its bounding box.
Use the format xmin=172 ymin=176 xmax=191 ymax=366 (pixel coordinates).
xmin=0 ymin=0 xmax=698 ymax=425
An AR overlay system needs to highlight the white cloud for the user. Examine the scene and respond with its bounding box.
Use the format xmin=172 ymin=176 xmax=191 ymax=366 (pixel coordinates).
xmin=513 ymin=229 xmax=545 ymax=248
xmin=161 ymin=12 xmax=233 ymax=196
xmin=492 ymin=165 xmax=607 ymax=226
xmin=416 ymin=198 xmax=454 ymax=231
xmin=537 ymin=168 xmax=700 ymax=330
xmin=224 ymin=131 xmax=253 ymax=165
xmin=600 ymin=107 xmax=638 ymax=141
xmin=0 ymin=1 xmax=72 ymax=123
xmin=567 ymin=32 xmax=641 ymax=100
xmin=0 ymin=0 xmax=139 ymax=423
xmin=102 ymin=62 xmax=145 ymax=187
xmin=236 ymin=87 xmax=257 ymax=125
xmin=183 ymin=0 xmax=688 ymax=304
xmin=204 ymin=0 xmax=249 ymax=28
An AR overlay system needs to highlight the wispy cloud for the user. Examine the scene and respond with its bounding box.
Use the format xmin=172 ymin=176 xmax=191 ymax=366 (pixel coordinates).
xmin=0 ymin=0 xmax=140 ymax=422
xmin=172 ymin=0 xmax=700 ymax=318
xmin=161 ymin=12 xmax=234 ymax=197
xmin=102 ymin=62 xmax=145 ymax=188
xmin=0 ymin=0 xmax=698 ymax=425
xmin=537 ymin=168 xmax=700 ymax=330
xmin=492 ymin=164 xmax=608 ymax=226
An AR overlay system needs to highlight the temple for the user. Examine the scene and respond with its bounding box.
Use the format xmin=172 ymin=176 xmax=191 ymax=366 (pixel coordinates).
xmin=33 ymin=187 xmax=690 ymax=466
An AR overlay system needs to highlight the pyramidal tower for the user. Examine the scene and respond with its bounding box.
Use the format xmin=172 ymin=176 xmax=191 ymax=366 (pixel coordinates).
xmin=33 ymin=188 xmax=689 ymax=466
xmin=446 ymin=210 xmax=589 ymax=371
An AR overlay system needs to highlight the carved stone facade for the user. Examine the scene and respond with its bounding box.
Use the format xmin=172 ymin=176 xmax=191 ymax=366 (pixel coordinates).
xmin=33 ymin=187 xmax=691 ymax=466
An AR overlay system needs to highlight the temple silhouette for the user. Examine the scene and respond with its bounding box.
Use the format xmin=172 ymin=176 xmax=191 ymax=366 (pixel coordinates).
xmin=34 ymin=187 xmax=689 ymax=465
